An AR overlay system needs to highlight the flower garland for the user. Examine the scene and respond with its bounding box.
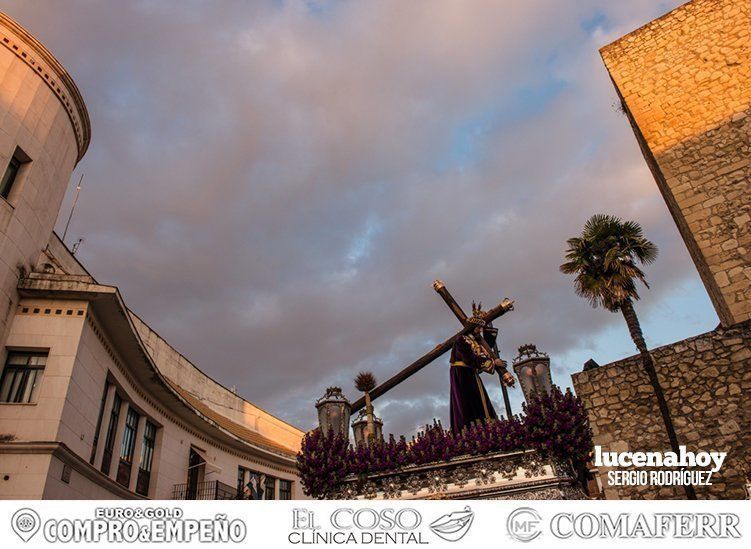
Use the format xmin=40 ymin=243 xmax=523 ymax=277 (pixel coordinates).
xmin=297 ymin=386 xmax=592 ymax=498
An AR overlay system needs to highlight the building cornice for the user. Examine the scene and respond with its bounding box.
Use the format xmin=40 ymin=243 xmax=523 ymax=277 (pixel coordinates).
xmin=128 ymin=308 xmax=305 ymax=441
xmin=0 ymin=441 xmax=144 ymax=499
xmin=0 ymin=11 xmax=91 ymax=163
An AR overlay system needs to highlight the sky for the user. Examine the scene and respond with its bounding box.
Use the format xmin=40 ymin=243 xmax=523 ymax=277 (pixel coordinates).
xmin=2 ymin=0 xmax=718 ymax=436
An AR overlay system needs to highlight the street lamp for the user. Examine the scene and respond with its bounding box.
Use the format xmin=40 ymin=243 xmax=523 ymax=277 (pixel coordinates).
xmin=512 ymin=344 xmax=553 ymax=402
xmin=352 ymin=408 xmax=383 ymax=446
xmin=315 ymin=386 xmax=351 ymax=440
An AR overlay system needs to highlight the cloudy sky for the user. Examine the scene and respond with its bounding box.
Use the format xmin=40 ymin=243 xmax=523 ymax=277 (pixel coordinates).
xmin=3 ymin=0 xmax=717 ymax=435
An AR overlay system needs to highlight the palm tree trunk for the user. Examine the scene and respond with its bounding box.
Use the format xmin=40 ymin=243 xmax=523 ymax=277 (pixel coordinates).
xmin=620 ymin=299 xmax=697 ymax=500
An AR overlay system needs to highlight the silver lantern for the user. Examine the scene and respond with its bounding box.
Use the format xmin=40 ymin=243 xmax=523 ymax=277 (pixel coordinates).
xmin=512 ymin=344 xmax=553 ymax=402
xmin=315 ymin=386 xmax=351 ymax=439
xmin=352 ymin=408 xmax=383 ymax=446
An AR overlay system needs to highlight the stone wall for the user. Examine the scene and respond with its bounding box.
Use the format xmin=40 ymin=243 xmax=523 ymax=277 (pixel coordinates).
xmin=601 ymin=0 xmax=751 ymax=327
xmin=572 ymin=320 xmax=751 ymax=499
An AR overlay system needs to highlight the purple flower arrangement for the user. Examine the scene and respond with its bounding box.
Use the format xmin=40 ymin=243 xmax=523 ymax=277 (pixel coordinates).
xmin=297 ymin=386 xmax=593 ymax=498
xmin=295 ymin=427 xmax=351 ymax=499
xmin=522 ymin=385 xmax=593 ymax=465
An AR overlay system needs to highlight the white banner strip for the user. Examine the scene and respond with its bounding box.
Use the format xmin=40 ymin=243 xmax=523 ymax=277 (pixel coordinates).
xmin=0 ymin=500 xmax=747 ymax=548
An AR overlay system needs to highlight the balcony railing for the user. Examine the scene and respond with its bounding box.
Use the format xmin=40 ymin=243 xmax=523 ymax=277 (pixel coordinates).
xmin=172 ymin=480 xmax=238 ymax=500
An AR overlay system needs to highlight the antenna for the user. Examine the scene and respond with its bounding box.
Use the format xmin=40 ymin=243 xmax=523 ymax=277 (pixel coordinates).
xmin=71 ymin=237 xmax=84 ymax=255
xmin=62 ymin=173 xmax=84 ymax=244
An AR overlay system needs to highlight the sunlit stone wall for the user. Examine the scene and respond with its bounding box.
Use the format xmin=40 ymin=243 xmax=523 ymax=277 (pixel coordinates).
xmin=572 ymin=0 xmax=751 ymax=500
xmin=602 ymin=0 xmax=751 ymax=327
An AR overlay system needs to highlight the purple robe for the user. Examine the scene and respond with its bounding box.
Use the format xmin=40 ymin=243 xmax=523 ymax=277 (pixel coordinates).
xmin=449 ymin=334 xmax=497 ymax=433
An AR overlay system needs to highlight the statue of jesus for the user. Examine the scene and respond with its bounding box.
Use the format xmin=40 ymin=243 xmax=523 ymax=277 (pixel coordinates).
xmin=449 ymin=306 xmax=507 ymax=432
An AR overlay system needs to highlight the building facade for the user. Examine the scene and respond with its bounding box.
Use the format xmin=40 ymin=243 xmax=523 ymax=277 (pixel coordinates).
xmin=602 ymin=0 xmax=750 ymax=327
xmin=0 ymin=11 xmax=304 ymax=500
xmin=572 ymin=0 xmax=750 ymax=499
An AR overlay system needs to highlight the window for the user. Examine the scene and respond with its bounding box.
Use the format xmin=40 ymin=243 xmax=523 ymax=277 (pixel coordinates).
xmin=117 ymin=407 xmax=139 ymax=486
xmin=264 ymin=475 xmax=276 ymax=500
xmin=279 ymin=479 xmax=292 ymax=500
xmin=0 ymin=351 xmax=47 ymax=403
xmin=89 ymin=380 xmax=110 ymax=463
xmin=139 ymin=421 xmax=156 ymax=473
xmin=237 ymin=468 xmax=272 ymax=500
xmin=120 ymin=408 xmax=139 ymax=462
xmin=237 ymin=466 xmax=248 ymax=498
xmin=136 ymin=421 xmax=156 ymax=496
xmin=101 ymin=392 xmax=121 ymax=475
xmin=237 ymin=467 xmax=260 ymax=499
xmin=186 ymin=447 xmax=203 ymax=500
xmin=0 ymin=148 xmax=30 ymax=201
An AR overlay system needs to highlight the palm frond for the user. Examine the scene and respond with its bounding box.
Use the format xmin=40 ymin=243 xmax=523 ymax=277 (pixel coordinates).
xmin=560 ymin=214 xmax=658 ymax=309
xmin=354 ymin=371 xmax=377 ymax=393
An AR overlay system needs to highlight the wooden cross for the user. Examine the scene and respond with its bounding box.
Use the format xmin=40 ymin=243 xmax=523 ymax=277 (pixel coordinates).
xmin=432 ymin=279 xmax=515 ymax=418
xmin=350 ymin=282 xmax=515 ymax=413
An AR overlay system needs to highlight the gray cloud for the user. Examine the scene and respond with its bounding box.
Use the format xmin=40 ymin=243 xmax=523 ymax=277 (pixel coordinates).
xmin=2 ymin=0 xmax=715 ymax=436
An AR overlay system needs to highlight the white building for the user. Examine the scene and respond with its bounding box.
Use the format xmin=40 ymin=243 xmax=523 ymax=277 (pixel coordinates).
xmin=0 ymin=11 xmax=304 ymax=500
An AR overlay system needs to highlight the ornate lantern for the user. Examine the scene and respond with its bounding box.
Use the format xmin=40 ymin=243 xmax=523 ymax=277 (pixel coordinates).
xmin=512 ymin=344 xmax=553 ymax=402
xmin=315 ymin=386 xmax=351 ymax=439
xmin=352 ymin=408 xmax=383 ymax=446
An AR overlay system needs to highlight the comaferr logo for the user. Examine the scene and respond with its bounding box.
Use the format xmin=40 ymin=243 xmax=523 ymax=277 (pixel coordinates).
xmin=550 ymin=513 xmax=741 ymax=539
xmin=507 ymin=509 xmax=741 ymax=541
xmin=506 ymin=508 xmax=542 ymax=542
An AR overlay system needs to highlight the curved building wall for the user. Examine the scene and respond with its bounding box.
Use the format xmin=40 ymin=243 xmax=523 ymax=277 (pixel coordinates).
xmin=0 ymin=11 xmax=90 ymax=352
xmin=131 ymin=314 xmax=304 ymax=454
xmin=1 ymin=296 xmax=301 ymax=499
xmin=0 ymin=12 xmax=305 ymax=500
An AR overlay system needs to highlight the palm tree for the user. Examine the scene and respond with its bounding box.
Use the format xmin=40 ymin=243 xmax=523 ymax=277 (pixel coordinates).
xmin=560 ymin=214 xmax=696 ymax=499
